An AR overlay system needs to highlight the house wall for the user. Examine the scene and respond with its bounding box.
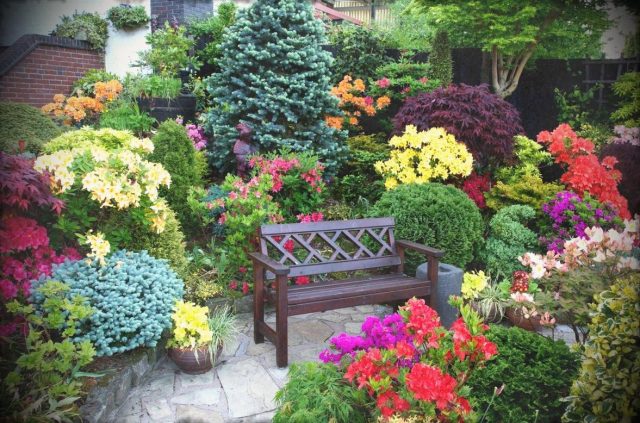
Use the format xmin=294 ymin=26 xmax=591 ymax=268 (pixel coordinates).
xmin=0 ymin=0 xmax=151 ymax=76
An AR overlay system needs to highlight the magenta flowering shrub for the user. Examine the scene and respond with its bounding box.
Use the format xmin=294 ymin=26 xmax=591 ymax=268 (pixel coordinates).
xmin=539 ymin=191 xmax=623 ymax=253
xmin=176 ymin=117 xmax=208 ymax=150
xmin=0 ymin=153 xmax=81 ymax=337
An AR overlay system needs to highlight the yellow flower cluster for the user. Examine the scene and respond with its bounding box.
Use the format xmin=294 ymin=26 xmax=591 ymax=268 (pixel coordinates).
xmin=34 ymin=137 xmax=171 ymax=233
xmin=375 ymin=125 xmax=473 ymax=189
xmin=168 ymin=300 xmax=213 ymax=349
xmin=85 ymin=231 xmax=110 ymax=266
xmin=461 ymin=270 xmax=489 ymax=300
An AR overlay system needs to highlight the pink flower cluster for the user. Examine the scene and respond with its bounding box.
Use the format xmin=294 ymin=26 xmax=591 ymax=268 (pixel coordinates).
xmin=249 ymin=156 xmax=300 ymax=192
xmin=301 ymin=166 xmax=324 ymax=193
xmin=296 ymin=212 xmax=324 ymax=223
xmin=186 ymin=123 xmax=207 ymax=151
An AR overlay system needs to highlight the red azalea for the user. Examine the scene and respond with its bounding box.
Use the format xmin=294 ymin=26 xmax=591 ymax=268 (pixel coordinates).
xmin=376 ymin=390 xmax=410 ymax=418
xmin=229 ymin=280 xmax=238 ymax=290
xmin=284 ymin=239 xmax=294 ymax=253
xmin=394 ymin=339 xmax=415 ymax=360
xmin=405 ymin=363 xmax=457 ymax=410
xmin=294 ymin=276 xmax=310 ymax=285
xmin=242 ymin=281 xmax=250 ymax=295
xmin=399 ymin=298 xmax=441 ymax=347
xmin=462 ymin=172 xmax=491 ymax=209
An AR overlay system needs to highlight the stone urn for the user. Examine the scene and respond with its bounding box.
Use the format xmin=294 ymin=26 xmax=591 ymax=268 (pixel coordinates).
xmin=506 ymin=307 xmax=542 ymax=332
xmin=168 ymin=344 xmax=222 ymax=374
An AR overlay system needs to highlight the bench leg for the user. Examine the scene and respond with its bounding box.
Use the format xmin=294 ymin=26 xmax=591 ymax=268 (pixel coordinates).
xmin=253 ymin=266 xmax=265 ymax=344
xmin=275 ymin=274 xmax=288 ymax=368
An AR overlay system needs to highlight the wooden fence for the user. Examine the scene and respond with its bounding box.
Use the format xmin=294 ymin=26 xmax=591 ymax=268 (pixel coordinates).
xmin=332 ymin=0 xmax=393 ymax=25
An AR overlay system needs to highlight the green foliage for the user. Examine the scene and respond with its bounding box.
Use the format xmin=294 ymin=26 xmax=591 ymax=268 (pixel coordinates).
xmin=205 ymin=0 xmax=347 ymax=176
xmin=370 ymin=183 xmax=483 ymax=269
xmin=150 ymin=120 xmax=205 ymax=231
xmin=183 ymin=247 xmax=231 ymax=303
xmin=187 ymin=2 xmax=237 ymax=70
xmin=482 ymin=205 xmax=538 ymax=278
xmin=52 ymin=11 xmax=109 ymax=51
xmin=31 ymin=250 xmax=184 ymax=356
xmin=0 ymin=101 xmax=63 ymax=154
xmin=563 ymin=273 xmax=640 ymax=422
xmin=124 ymin=74 xmax=182 ymax=99
xmin=467 ymin=325 xmax=580 ymax=423
xmin=274 ymin=362 xmax=369 ymax=423
xmin=107 ymin=4 xmax=149 ymax=30
xmin=427 ymin=30 xmax=453 ymax=87
xmin=3 ymin=281 xmax=96 ymax=421
xmin=373 ymin=0 xmax=433 ymax=51
xmin=611 ymin=71 xmax=640 ymax=127
xmin=42 ymin=126 xmax=137 ymax=153
xmin=99 ymin=100 xmax=156 ymax=135
xmin=138 ymin=21 xmax=196 ymax=75
xmin=554 ymin=84 xmax=602 ymax=128
xmin=370 ymin=61 xmax=440 ymax=100
xmin=328 ymin=23 xmax=391 ymax=83
xmin=485 ymin=174 xmax=563 ymax=213
xmin=72 ymin=69 xmax=119 ymax=97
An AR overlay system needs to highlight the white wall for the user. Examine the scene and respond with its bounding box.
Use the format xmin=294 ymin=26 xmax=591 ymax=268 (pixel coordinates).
xmin=0 ymin=0 xmax=151 ymax=77
xmin=601 ymin=3 xmax=638 ymax=59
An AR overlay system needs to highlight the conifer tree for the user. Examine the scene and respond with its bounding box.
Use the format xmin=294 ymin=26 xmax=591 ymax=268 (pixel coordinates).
xmin=205 ymin=0 xmax=347 ymax=175
xmin=427 ymin=30 xmax=453 ymax=87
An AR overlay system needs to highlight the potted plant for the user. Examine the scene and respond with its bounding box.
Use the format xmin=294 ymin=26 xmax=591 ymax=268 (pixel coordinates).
xmin=126 ymin=74 xmax=196 ymax=122
xmin=167 ymin=300 xmax=236 ymax=374
xmin=107 ymin=4 xmax=150 ymax=31
xmin=501 ymin=271 xmax=543 ymax=331
xmin=462 ymin=271 xmax=506 ymax=323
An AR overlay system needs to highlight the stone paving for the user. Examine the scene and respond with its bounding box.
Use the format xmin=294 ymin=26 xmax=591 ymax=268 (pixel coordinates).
xmin=113 ymin=304 xmax=578 ymax=423
xmin=112 ymin=304 xmax=393 ymax=423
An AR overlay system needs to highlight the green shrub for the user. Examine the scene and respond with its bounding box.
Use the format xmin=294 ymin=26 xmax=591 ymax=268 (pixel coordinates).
xmin=150 ymin=120 xmax=204 ymax=231
xmin=611 ymin=71 xmax=640 ymax=127
xmin=482 ymin=205 xmax=538 ymax=278
xmin=124 ymin=74 xmax=182 ymax=99
xmin=43 ymin=126 xmax=137 ymax=153
xmin=0 ymin=101 xmax=63 ymax=154
xmin=328 ymin=23 xmax=390 ymax=83
xmin=427 ymin=30 xmax=452 ymax=87
xmin=369 ymin=183 xmax=483 ymax=269
xmin=137 ymin=22 xmax=196 ymax=75
xmin=107 ymin=4 xmax=149 ymax=30
xmin=467 ymin=325 xmax=580 ymax=423
xmin=485 ymin=174 xmax=563 ymax=213
xmin=274 ymin=362 xmax=369 ymax=423
xmin=562 ymin=273 xmax=640 ymax=422
xmin=370 ymin=61 xmax=440 ymax=101
xmin=31 ymin=250 xmax=184 ymax=356
xmin=99 ymin=100 xmax=156 ymax=135
xmin=52 ymin=11 xmax=108 ymax=51
xmin=187 ymin=2 xmax=237 ymax=70
xmin=3 ymin=281 xmax=95 ymax=421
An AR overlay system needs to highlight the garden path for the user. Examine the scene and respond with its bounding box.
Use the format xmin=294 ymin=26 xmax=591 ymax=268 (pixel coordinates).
xmin=112 ymin=305 xmax=577 ymax=423
xmin=113 ymin=304 xmax=393 ymax=423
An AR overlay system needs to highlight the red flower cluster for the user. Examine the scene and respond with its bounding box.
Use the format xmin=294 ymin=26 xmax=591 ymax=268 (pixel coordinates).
xmin=537 ymin=124 xmax=630 ymax=219
xmin=462 ymin=172 xmax=491 ymax=209
xmin=339 ymin=298 xmax=497 ymax=420
xmin=249 ymin=156 xmax=300 ymax=192
xmin=296 ymin=212 xmax=324 ymax=223
xmin=399 ymin=297 xmax=442 ymax=348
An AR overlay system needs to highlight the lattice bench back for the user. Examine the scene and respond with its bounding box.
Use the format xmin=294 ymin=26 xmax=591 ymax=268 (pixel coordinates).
xmin=259 ymin=217 xmax=400 ymax=278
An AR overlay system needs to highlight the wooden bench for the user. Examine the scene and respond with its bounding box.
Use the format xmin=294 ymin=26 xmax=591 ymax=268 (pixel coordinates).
xmin=249 ymin=217 xmax=444 ymax=367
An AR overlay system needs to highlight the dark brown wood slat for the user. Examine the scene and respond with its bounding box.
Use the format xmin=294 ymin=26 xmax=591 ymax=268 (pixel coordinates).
xmin=257 ymin=321 xmax=276 ymax=344
xmin=287 ymin=276 xmax=429 ymax=305
xmin=260 ymin=217 xmax=395 ymax=235
xmin=288 ymin=286 xmax=431 ymax=316
xmin=344 ymin=229 xmax=375 ymax=259
xmin=264 ymin=234 xmax=299 ymax=265
xmin=291 ymin=233 xmax=327 ymax=264
xmin=285 ymin=256 xmax=402 ymax=277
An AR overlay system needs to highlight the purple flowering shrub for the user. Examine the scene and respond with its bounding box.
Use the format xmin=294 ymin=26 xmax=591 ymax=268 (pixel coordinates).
xmin=320 ymin=313 xmax=413 ymax=364
xmin=176 ymin=117 xmax=208 ymax=150
xmin=539 ymin=191 xmax=623 ymax=253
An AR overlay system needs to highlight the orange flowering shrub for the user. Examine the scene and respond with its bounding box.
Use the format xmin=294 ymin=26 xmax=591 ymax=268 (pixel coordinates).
xmin=325 ymin=75 xmax=391 ymax=130
xmin=42 ymin=79 xmax=122 ymax=125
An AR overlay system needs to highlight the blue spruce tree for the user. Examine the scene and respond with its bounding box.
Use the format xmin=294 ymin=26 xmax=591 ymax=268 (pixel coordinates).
xmin=205 ymin=0 xmax=347 ymax=175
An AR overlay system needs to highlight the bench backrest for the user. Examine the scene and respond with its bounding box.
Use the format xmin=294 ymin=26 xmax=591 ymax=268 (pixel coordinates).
xmin=259 ymin=217 xmax=400 ymax=278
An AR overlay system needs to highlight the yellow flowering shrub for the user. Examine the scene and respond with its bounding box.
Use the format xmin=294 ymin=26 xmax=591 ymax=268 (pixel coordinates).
xmin=34 ymin=129 xmax=171 ymax=259
xmin=84 ymin=231 xmax=110 ymax=266
xmin=168 ymin=300 xmax=213 ymax=349
xmin=375 ymin=125 xmax=473 ymax=189
xmin=462 ymin=270 xmax=489 ymax=300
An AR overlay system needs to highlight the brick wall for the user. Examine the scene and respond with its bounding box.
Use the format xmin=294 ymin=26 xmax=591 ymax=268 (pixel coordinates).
xmin=0 ymin=36 xmax=104 ymax=107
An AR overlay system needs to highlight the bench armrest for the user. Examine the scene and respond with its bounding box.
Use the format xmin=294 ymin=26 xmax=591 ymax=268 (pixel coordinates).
xmin=396 ymin=240 xmax=444 ymax=258
xmin=249 ymin=252 xmax=290 ymax=275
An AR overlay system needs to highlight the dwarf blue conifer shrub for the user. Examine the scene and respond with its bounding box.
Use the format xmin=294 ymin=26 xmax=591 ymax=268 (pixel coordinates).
xmin=205 ymin=0 xmax=347 ymax=176
xmin=31 ymin=250 xmax=184 ymax=356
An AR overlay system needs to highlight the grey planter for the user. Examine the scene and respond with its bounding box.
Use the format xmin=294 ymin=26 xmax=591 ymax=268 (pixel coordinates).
xmin=416 ymin=262 xmax=463 ymax=328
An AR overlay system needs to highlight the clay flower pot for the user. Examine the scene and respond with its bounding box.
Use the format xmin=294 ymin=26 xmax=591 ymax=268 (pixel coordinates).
xmin=169 ymin=345 xmax=221 ymax=374
xmin=506 ymin=307 xmax=542 ymax=332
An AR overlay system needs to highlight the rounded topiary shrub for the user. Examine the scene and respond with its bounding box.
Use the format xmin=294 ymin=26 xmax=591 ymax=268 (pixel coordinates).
xmin=392 ymin=84 xmax=523 ymax=166
xmin=0 ymin=101 xmax=63 ymax=154
xmin=467 ymin=325 xmax=580 ymax=423
xmin=32 ymin=250 xmax=184 ymax=356
xmin=150 ymin=120 xmax=204 ymax=231
xmin=369 ymin=183 xmax=483 ymax=269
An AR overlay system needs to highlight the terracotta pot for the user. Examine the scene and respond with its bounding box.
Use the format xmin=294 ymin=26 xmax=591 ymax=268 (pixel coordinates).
xmin=506 ymin=307 xmax=542 ymax=332
xmin=169 ymin=344 xmax=222 ymax=374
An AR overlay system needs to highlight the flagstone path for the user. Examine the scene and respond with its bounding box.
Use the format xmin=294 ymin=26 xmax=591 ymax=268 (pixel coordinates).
xmin=112 ymin=304 xmax=393 ymax=423
xmin=112 ymin=304 xmax=577 ymax=423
